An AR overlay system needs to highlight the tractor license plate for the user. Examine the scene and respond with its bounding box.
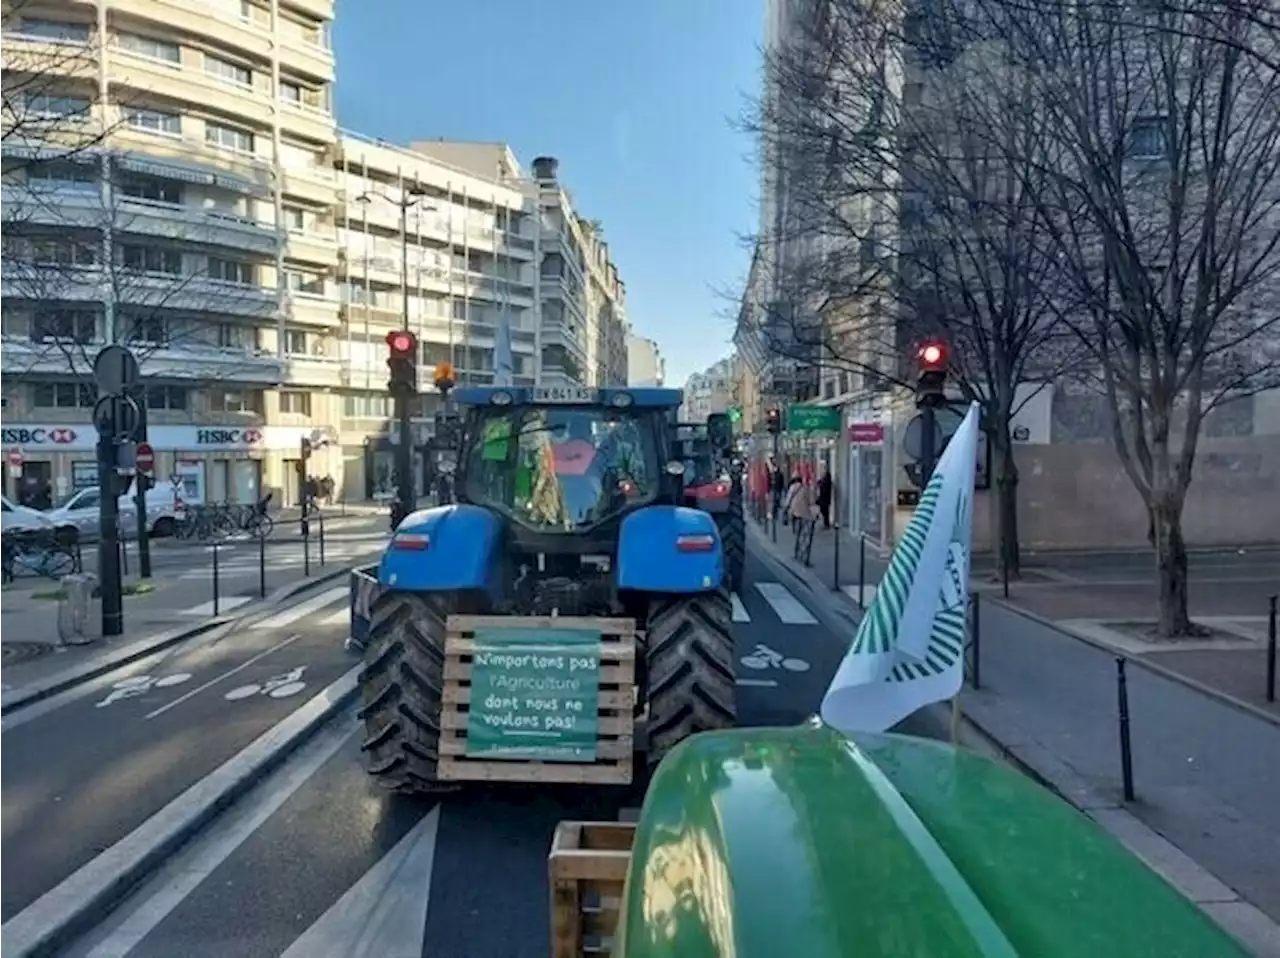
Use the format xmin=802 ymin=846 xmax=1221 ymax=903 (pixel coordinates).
xmin=533 ymin=386 xmax=596 ymax=404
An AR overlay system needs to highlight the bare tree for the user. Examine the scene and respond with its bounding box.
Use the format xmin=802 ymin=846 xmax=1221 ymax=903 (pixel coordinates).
xmin=739 ymin=0 xmax=1082 ymax=575
xmin=989 ymin=0 xmax=1280 ymax=635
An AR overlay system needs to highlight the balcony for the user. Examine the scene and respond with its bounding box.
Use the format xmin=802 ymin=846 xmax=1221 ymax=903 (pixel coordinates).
xmin=116 ymin=196 xmax=280 ymax=254
xmin=284 ymin=355 xmax=345 ymax=388
xmin=279 ymin=35 xmax=334 ymax=83
xmin=282 ymin=164 xmax=337 ymax=206
xmin=108 ymin=49 xmax=274 ymax=127
xmin=0 ymin=334 xmax=285 ymax=385
xmin=109 ymin=127 xmax=274 ymax=198
xmin=281 ymin=0 xmax=336 ymax=22
xmin=0 ymin=31 xmax=97 ymax=83
xmin=285 ymin=230 xmax=339 ymax=269
xmin=285 ymin=293 xmax=340 ymax=328
xmin=279 ymin=100 xmax=335 ymax=145
xmin=109 ymin=0 xmax=272 ymax=59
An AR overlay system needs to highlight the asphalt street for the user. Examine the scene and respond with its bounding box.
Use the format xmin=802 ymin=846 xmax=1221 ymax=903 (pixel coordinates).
xmin=0 ymin=585 xmax=355 ymax=921
xmin=56 ymin=538 xmax=903 ymax=958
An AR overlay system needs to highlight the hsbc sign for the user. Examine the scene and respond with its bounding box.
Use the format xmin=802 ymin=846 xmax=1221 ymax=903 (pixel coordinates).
xmin=195 ymin=428 xmax=264 ymax=446
xmin=1 ymin=426 xmax=87 ymax=449
xmin=3 ymin=424 xmax=322 ymax=454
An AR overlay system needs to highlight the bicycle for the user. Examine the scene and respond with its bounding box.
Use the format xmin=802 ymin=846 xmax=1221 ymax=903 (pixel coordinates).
xmin=2 ymin=528 xmax=79 ymax=581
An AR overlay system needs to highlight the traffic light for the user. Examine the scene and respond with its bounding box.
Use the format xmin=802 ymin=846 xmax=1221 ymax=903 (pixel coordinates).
xmin=766 ymin=407 xmax=782 ymax=434
xmin=386 ymin=330 xmax=418 ymax=396
xmin=433 ymin=360 xmax=456 ymax=394
xmin=915 ymin=339 xmax=948 ymax=407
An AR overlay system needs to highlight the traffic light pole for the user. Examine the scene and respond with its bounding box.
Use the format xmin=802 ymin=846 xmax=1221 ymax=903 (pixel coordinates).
xmin=920 ymin=403 xmax=938 ymax=487
xmin=393 ymin=393 xmax=414 ymax=530
xmin=97 ymin=432 xmax=124 ymax=637
xmin=132 ymin=387 xmax=151 ymax=579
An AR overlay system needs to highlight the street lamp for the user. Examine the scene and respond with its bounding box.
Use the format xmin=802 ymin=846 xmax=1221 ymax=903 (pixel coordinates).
xmin=355 ymin=185 xmax=436 ymax=527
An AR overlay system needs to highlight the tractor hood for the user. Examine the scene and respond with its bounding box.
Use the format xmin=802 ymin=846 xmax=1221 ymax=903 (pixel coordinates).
xmin=614 ymin=725 xmax=1247 ymax=958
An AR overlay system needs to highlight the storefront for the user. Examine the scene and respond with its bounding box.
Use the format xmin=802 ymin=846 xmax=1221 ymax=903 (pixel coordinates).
xmin=1 ymin=423 xmax=340 ymax=508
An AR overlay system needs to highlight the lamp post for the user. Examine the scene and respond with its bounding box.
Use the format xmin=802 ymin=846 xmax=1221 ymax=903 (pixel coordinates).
xmin=356 ymin=185 xmax=436 ymax=527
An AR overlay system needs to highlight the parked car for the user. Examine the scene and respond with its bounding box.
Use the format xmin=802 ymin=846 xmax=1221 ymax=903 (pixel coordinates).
xmin=46 ymin=484 xmax=181 ymax=542
xmin=0 ymin=494 xmax=55 ymax=534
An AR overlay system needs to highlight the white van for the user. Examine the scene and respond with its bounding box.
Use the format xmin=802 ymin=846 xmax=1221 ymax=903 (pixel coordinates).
xmin=1 ymin=494 xmax=56 ymax=535
xmin=46 ymin=483 xmax=181 ymax=541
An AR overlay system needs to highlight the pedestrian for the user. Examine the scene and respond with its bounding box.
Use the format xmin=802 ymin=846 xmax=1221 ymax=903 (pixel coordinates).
xmin=817 ymin=465 xmax=833 ymax=529
xmin=770 ymin=461 xmax=785 ymax=521
xmin=788 ymin=473 xmax=817 ymax=527
xmin=782 ymin=471 xmax=802 ymax=526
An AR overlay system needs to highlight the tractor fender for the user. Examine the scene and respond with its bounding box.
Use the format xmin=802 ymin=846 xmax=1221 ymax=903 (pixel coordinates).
xmin=614 ymin=726 xmax=1251 ymax=958
xmin=377 ymin=504 xmax=501 ymax=592
xmin=616 ymin=505 xmax=722 ymax=594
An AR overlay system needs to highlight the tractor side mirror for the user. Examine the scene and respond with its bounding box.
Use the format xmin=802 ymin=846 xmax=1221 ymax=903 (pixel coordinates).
xmin=706 ymin=413 xmax=732 ymax=453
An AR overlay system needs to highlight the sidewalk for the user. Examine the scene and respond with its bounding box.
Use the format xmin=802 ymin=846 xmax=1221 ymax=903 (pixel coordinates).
xmin=751 ymin=514 xmax=1280 ymax=950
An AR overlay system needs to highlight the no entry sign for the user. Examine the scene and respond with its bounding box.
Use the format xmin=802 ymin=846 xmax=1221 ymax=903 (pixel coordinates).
xmin=6 ymin=448 xmax=23 ymax=469
xmin=135 ymin=442 xmax=155 ymax=474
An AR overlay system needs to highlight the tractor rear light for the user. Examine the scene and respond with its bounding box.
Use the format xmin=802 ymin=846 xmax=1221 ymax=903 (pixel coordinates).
xmin=676 ymin=533 xmax=715 ymax=553
xmin=392 ymin=532 xmax=430 ymax=550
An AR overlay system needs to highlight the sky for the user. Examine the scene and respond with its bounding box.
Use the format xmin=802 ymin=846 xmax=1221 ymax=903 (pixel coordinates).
xmin=332 ymin=0 xmax=763 ymax=387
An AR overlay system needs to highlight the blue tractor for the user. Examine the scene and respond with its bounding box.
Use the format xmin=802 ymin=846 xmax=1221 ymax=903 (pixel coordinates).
xmin=359 ymin=386 xmax=737 ymax=793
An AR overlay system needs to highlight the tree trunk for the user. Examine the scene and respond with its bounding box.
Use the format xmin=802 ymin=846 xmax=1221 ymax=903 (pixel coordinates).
xmin=992 ymin=431 xmax=1022 ymax=580
xmin=1151 ymin=499 xmax=1198 ymax=638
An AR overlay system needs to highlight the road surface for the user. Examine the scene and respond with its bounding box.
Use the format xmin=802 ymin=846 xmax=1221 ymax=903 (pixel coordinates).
xmin=49 ymin=538 xmax=903 ymax=958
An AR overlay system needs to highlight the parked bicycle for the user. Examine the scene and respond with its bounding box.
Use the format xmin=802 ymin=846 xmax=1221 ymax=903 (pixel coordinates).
xmin=1 ymin=527 xmax=81 ymax=582
xmin=173 ymin=494 xmax=274 ymax=542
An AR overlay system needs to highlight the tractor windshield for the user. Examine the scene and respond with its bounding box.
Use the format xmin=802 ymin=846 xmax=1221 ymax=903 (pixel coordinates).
xmin=462 ymin=407 xmax=659 ymax=532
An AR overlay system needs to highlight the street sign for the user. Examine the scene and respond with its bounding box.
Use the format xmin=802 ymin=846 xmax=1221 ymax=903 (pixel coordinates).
xmin=787 ymin=405 xmax=840 ymax=433
xmin=848 ymin=422 xmax=884 ymax=444
xmin=93 ymin=345 xmax=140 ymax=395
xmin=904 ymin=414 xmax=944 ymax=460
xmin=93 ymin=394 xmax=141 ymax=442
xmin=7 ymin=448 xmax=23 ymax=469
xmin=136 ymin=442 xmax=155 ymax=474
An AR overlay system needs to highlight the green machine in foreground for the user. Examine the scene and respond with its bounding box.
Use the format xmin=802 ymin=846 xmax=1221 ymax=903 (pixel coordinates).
xmin=552 ymin=725 xmax=1250 ymax=958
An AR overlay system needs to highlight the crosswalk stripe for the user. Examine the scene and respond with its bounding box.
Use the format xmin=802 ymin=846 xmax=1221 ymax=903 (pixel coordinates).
xmin=754 ymin=582 xmax=818 ymax=624
xmin=841 ymin=584 xmax=878 ymax=607
xmin=731 ymin=593 xmax=750 ymax=622
xmin=183 ymin=596 xmax=253 ymax=617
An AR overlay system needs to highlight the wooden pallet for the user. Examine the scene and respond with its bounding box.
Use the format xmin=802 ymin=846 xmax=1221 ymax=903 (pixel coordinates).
xmin=440 ymin=615 xmax=636 ymax=785
xmin=549 ymin=821 xmax=636 ymax=958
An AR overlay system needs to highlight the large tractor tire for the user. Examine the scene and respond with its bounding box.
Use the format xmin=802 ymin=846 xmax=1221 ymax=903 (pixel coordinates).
xmin=645 ymin=588 xmax=737 ymax=766
xmin=358 ymin=590 xmax=456 ymax=794
xmin=720 ymin=508 xmax=745 ymax=593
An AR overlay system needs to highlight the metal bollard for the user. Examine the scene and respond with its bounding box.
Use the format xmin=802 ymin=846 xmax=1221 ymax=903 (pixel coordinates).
xmin=212 ymin=538 xmax=220 ymax=617
xmin=302 ymin=517 xmax=311 ymax=577
xmin=832 ymin=523 xmax=841 ymax=591
xmin=258 ymin=528 xmax=267 ymax=599
xmin=319 ymin=511 xmax=326 ymax=568
xmin=969 ymin=593 xmax=982 ymax=690
xmin=1267 ymin=594 xmax=1277 ymax=703
xmin=1116 ymin=658 xmax=1135 ymax=802
xmin=858 ymin=536 xmax=867 ymax=607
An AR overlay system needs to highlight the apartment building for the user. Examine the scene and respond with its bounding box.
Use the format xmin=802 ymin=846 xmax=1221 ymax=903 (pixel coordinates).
xmin=682 ymin=358 xmax=734 ymax=423
xmin=626 ymin=334 xmax=664 ymax=387
xmin=1 ymin=0 xmax=340 ymax=507
xmin=2 ymin=3 xmax=632 ymax=508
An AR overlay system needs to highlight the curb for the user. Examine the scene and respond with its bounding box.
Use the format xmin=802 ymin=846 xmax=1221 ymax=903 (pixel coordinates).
xmin=0 ymin=666 xmax=361 ymax=958
xmin=0 ymin=565 xmax=354 ymax=716
xmin=983 ymin=596 xmax=1280 ymax=730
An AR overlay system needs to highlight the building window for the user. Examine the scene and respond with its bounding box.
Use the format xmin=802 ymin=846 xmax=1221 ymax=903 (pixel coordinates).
xmin=33 ymin=382 xmax=96 ymax=408
xmin=19 ymin=19 xmax=90 ymax=42
xmin=208 ymin=257 xmax=256 ymax=285
xmin=204 ymin=52 xmax=252 ymax=87
xmin=125 ymin=315 xmax=168 ymax=344
xmin=284 ymin=329 xmax=308 ymax=354
xmin=146 ymin=385 xmax=189 ymax=410
xmin=285 ymin=269 xmax=325 ymax=296
xmin=218 ymin=388 xmax=261 ymax=413
xmin=123 ymin=107 xmax=182 ymax=136
xmin=25 ymin=162 xmax=96 ymax=191
xmin=282 ymin=205 xmax=306 ymax=231
xmin=122 ymin=244 xmax=181 ymax=274
xmin=342 ymin=394 xmax=390 ymax=418
xmin=279 ymin=390 xmax=311 ymax=415
xmin=28 ymin=236 xmax=96 ymax=266
xmin=279 ymin=80 xmax=302 ymax=104
xmin=118 ymin=32 xmax=181 ymax=63
xmin=32 ymin=310 xmax=96 ymax=343
xmin=205 ymin=121 xmax=254 ymax=153
xmin=1129 ymin=117 xmax=1167 ymax=159
xmin=25 ymin=94 xmax=90 ymax=118
xmin=120 ymin=175 xmax=181 ymax=204
xmin=217 ymin=323 xmax=256 ymax=349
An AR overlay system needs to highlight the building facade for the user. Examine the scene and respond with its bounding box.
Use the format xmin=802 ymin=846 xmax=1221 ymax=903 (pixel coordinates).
xmin=0 ymin=0 xmax=631 ymax=507
xmin=682 ymin=358 xmax=734 ymax=423
xmin=625 ymin=334 xmax=664 ymax=387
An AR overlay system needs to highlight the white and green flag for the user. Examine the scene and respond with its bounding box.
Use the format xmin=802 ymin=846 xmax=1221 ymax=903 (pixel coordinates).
xmin=820 ymin=402 xmax=981 ymax=733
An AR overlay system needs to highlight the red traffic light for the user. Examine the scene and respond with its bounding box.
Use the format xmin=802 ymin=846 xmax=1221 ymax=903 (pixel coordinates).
xmin=386 ymin=330 xmax=417 ymax=357
xmin=917 ymin=341 xmax=947 ymax=370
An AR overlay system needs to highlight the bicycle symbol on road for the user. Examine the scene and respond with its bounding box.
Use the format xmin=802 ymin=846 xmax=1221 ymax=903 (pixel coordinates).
xmin=224 ymin=666 xmax=308 ymax=702
xmin=740 ymin=644 xmax=810 ymax=672
xmin=96 ymin=673 xmax=194 ymax=708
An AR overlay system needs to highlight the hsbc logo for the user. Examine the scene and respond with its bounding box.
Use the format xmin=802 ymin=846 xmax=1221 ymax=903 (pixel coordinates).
xmin=1 ymin=427 xmax=78 ymax=446
xmin=195 ymin=428 xmax=263 ymax=446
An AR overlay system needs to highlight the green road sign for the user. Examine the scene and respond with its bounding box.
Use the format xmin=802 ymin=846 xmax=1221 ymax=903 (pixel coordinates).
xmin=788 ymin=404 xmax=840 ymax=433
xmin=466 ymin=626 xmax=601 ymax=762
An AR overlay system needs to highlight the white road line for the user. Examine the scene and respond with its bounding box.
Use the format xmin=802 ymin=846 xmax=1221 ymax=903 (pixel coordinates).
xmin=280 ymin=807 xmax=440 ymax=957
xmin=841 ymin=584 xmax=877 ymax=607
xmin=81 ymin=722 xmax=358 ymax=958
xmin=252 ymin=587 xmax=346 ymax=630
xmin=754 ymin=582 xmax=818 ymax=625
xmin=318 ymin=608 xmax=349 ymax=628
xmin=736 ymin=678 xmax=778 ymax=688
xmin=731 ymin=593 xmax=750 ymax=622
xmin=183 ymin=596 xmax=253 ymax=617
xmin=144 ymin=634 xmax=301 ymax=720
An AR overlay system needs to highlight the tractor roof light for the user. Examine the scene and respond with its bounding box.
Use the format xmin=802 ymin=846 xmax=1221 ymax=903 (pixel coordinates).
xmin=491 ymin=391 xmax=513 ymax=406
xmin=611 ymin=391 xmax=634 ymax=408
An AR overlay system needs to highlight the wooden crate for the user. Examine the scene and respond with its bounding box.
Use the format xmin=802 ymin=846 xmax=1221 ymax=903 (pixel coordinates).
xmin=549 ymin=821 xmax=636 ymax=958
xmin=440 ymin=615 xmax=636 ymax=785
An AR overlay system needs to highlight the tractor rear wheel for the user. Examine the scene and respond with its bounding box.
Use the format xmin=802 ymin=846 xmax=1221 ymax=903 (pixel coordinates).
xmin=645 ymin=588 xmax=737 ymax=766
xmin=358 ymin=590 xmax=456 ymax=794
xmin=721 ymin=508 xmax=745 ymax=593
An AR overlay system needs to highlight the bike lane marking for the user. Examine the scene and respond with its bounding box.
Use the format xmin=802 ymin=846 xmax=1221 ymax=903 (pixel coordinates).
xmin=144 ymin=634 xmax=301 ymax=720
xmin=731 ymin=593 xmax=750 ymax=622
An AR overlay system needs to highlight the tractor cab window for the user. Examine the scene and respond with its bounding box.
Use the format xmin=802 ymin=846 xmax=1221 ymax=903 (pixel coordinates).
xmin=464 ymin=407 xmax=657 ymax=532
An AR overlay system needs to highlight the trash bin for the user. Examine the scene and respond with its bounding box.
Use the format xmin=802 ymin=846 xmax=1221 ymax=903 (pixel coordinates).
xmin=57 ymin=573 xmax=101 ymax=646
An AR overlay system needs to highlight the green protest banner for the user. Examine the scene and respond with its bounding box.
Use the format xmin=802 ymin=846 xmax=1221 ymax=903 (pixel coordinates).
xmin=466 ymin=627 xmax=601 ymax=762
